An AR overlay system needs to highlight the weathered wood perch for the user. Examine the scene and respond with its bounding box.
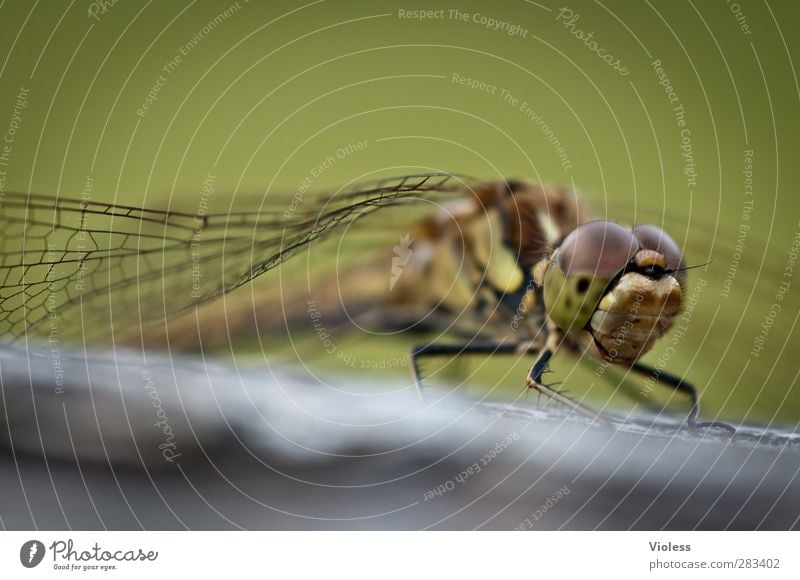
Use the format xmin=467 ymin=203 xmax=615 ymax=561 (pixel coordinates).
xmin=1 ymin=345 xmax=798 ymax=530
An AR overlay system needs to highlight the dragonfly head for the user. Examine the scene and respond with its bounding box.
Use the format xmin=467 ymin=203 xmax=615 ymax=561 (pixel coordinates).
xmin=534 ymin=220 xmax=686 ymax=363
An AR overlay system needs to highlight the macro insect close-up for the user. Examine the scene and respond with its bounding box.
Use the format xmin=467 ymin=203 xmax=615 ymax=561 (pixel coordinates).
xmin=1 ymin=0 xmax=799 ymax=562
xmin=0 ymin=173 xmax=752 ymax=434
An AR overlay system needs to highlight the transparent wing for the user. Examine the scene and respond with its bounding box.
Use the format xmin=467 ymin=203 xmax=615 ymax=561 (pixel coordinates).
xmin=0 ymin=173 xmax=477 ymax=344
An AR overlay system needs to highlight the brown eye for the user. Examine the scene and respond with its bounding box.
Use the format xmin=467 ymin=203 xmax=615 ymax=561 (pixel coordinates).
xmin=558 ymin=221 xmax=639 ymax=277
xmin=633 ymin=224 xmax=686 ymax=282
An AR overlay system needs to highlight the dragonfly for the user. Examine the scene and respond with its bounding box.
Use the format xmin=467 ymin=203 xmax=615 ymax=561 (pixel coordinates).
xmin=0 ymin=173 xmax=754 ymax=432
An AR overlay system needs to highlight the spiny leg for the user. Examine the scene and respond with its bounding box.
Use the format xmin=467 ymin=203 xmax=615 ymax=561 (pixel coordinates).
xmin=525 ymin=333 xmax=609 ymax=426
xmin=410 ymin=337 xmax=607 ymax=427
xmin=629 ymin=362 xmax=735 ymax=435
xmin=410 ymin=342 xmax=519 ymax=400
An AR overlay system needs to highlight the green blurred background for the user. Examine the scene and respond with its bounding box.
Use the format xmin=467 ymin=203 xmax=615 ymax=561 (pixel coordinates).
xmin=1 ymin=0 xmax=798 ymax=423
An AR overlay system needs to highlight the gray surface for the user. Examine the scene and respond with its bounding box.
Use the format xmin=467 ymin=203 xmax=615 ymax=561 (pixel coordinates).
xmin=0 ymin=345 xmax=798 ymax=530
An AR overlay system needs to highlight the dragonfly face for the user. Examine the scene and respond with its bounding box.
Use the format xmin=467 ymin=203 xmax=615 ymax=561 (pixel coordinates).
xmin=535 ymin=220 xmax=686 ymax=364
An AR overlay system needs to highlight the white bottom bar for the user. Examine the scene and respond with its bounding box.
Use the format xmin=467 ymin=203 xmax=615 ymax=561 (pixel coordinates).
xmin=0 ymin=532 xmax=796 ymax=578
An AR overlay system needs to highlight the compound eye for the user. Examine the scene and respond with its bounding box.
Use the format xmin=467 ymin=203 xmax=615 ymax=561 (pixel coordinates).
xmin=558 ymin=220 xmax=639 ymax=278
xmin=633 ymin=224 xmax=686 ymax=282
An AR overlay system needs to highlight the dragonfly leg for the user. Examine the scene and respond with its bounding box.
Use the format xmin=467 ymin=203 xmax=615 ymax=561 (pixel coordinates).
xmin=524 ymin=334 xmax=609 ymax=427
xmin=410 ymin=342 xmax=519 ymax=400
xmin=629 ymin=362 xmax=736 ymax=435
